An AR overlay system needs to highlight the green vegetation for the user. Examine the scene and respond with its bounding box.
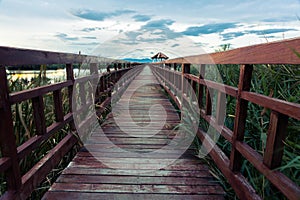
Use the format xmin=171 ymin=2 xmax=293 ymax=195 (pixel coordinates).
xmin=189 ymin=48 xmax=300 ymax=199
xmin=0 ymin=67 xmax=80 ymax=199
xmin=1 ymin=65 xmax=113 ymax=199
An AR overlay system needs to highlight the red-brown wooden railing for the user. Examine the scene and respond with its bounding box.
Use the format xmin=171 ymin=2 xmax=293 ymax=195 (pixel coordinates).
xmin=0 ymin=46 xmax=135 ymax=199
xmin=151 ymin=37 xmax=300 ymax=200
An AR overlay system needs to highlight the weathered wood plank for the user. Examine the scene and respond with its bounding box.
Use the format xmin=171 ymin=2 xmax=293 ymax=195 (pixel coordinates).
xmin=43 ymin=192 xmax=224 ymax=200
xmin=9 ymin=81 xmax=72 ymax=104
xmin=230 ymin=64 xmax=253 ymax=171
xmin=56 ymin=174 xmax=219 ymax=185
xmin=0 ymin=46 xmax=122 ymax=65
xmin=44 ymin=65 xmax=224 ymax=199
xmin=61 ymin=167 xmax=213 ymax=178
xmin=241 ymin=91 xmax=300 ymax=120
xmin=49 ymin=182 xmax=224 ymax=194
xmin=165 ymin=37 xmax=300 ymax=64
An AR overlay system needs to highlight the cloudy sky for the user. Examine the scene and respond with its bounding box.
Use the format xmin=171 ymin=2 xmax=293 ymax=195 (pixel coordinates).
xmin=0 ymin=0 xmax=300 ymax=59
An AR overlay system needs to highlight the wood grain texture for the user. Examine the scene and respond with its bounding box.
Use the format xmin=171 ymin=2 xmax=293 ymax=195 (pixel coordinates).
xmin=0 ymin=46 xmax=126 ymax=66
xmin=165 ymin=37 xmax=300 ymax=64
xmin=230 ymin=64 xmax=253 ymax=172
xmin=43 ymin=65 xmax=224 ymax=200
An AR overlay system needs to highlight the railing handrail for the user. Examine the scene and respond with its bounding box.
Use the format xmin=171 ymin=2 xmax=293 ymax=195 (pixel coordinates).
xmin=0 ymin=46 xmax=127 ymax=66
xmin=164 ymin=37 xmax=300 ymax=64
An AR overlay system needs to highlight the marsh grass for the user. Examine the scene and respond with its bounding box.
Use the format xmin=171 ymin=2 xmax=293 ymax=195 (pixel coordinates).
xmin=0 ymin=68 xmax=81 ymax=199
xmin=195 ymin=63 xmax=300 ymax=199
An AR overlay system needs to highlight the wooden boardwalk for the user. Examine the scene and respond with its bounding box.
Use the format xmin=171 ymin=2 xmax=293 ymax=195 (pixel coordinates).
xmin=43 ymin=66 xmax=224 ymax=200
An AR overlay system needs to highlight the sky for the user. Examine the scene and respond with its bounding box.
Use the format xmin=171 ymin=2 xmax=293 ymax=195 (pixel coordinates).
xmin=0 ymin=0 xmax=300 ymax=59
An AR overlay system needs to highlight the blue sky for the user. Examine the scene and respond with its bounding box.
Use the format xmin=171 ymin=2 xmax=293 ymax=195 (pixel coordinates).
xmin=0 ymin=0 xmax=299 ymax=59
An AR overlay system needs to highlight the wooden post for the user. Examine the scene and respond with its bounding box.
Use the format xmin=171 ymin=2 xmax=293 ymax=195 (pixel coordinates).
xmin=182 ymin=63 xmax=190 ymax=96
xmin=198 ymin=64 xmax=205 ymax=109
xmin=173 ymin=63 xmax=177 ymax=71
xmin=263 ymin=111 xmax=288 ymax=169
xmin=106 ymin=64 xmax=111 ymax=73
xmin=216 ymin=92 xmax=226 ymax=125
xmin=32 ymin=96 xmax=46 ymax=135
xmin=118 ymin=63 xmax=122 ymax=70
xmin=205 ymin=88 xmax=212 ymax=116
xmin=89 ymin=63 xmax=99 ymax=103
xmin=0 ymin=66 xmax=22 ymax=193
xmin=66 ymin=63 xmax=76 ymax=131
xmin=53 ymin=90 xmax=64 ymax=122
xmin=230 ymin=64 xmax=253 ymax=171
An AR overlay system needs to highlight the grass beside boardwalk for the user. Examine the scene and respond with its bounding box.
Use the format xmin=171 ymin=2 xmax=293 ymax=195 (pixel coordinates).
xmin=190 ymin=62 xmax=300 ymax=199
xmin=0 ymin=69 xmax=81 ymax=199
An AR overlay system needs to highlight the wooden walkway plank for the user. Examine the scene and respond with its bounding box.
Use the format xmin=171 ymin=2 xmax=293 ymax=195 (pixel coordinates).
xmin=43 ymin=65 xmax=224 ymax=200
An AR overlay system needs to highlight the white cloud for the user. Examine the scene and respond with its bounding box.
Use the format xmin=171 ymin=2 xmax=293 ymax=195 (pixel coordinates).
xmin=0 ymin=0 xmax=299 ymax=57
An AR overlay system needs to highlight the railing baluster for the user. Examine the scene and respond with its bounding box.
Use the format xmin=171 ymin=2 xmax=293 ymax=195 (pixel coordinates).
xmin=230 ymin=64 xmax=253 ymax=171
xmin=0 ymin=66 xmax=22 ymax=193
xmin=198 ymin=64 xmax=205 ymax=109
xmin=263 ymin=111 xmax=289 ymax=169
xmin=182 ymin=63 xmax=190 ymax=98
xmin=205 ymin=88 xmax=212 ymax=116
xmin=66 ymin=63 xmax=76 ymax=131
xmin=32 ymin=95 xmax=46 ymax=135
xmin=89 ymin=63 xmax=99 ymax=102
xmin=53 ymin=90 xmax=64 ymax=122
xmin=216 ymin=92 xmax=226 ymax=125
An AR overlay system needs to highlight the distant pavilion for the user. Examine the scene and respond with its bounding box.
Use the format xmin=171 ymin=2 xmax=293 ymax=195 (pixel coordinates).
xmin=151 ymin=52 xmax=169 ymax=62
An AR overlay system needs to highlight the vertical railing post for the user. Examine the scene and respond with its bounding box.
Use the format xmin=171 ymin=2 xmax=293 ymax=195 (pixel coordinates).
xmin=90 ymin=63 xmax=99 ymax=103
xmin=263 ymin=111 xmax=288 ymax=169
xmin=106 ymin=64 xmax=111 ymax=73
xmin=230 ymin=64 xmax=253 ymax=171
xmin=205 ymin=88 xmax=212 ymax=116
xmin=117 ymin=63 xmax=122 ymax=70
xmin=182 ymin=63 xmax=190 ymax=96
xmin=216 ymin=91 xmax=226 ymax=125
xmin=192 ymin=65 xmax=198 ymax=96
xmin=66 ymin=63 xmax=76 ymax=131
xmin=198 ymin=64 xmax=205 ymax=109
xmin=32 ymin=95 xmax=46 ymax=135
xmin=0 ymin=66 xmax=22 ymax=193
xmin=53 ymin=89 xmax=64 ymax=122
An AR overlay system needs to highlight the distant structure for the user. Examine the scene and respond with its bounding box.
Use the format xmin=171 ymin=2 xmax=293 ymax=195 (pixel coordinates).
xmin=151 ymin=52 xmax=169 ymax=62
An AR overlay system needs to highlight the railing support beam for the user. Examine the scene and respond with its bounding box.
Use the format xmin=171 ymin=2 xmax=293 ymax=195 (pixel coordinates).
xmin=230 ymin=64 xmax=253 ymax=171
xmin=0 ymin=66 xmax=22 ymax=194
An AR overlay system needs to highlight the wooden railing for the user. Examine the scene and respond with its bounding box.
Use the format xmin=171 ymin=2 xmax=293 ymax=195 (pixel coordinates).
xmin=0 ymin=47 xmax=135 ymax=199
xmin=151 ymin=37 xmax=300 ymax=200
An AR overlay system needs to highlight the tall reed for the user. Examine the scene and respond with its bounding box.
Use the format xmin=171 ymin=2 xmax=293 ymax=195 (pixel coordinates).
xmin=191 ymin=51 xmax=300 ymax=199
xmin=0 ymin=66 xmax=80 ymax=199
